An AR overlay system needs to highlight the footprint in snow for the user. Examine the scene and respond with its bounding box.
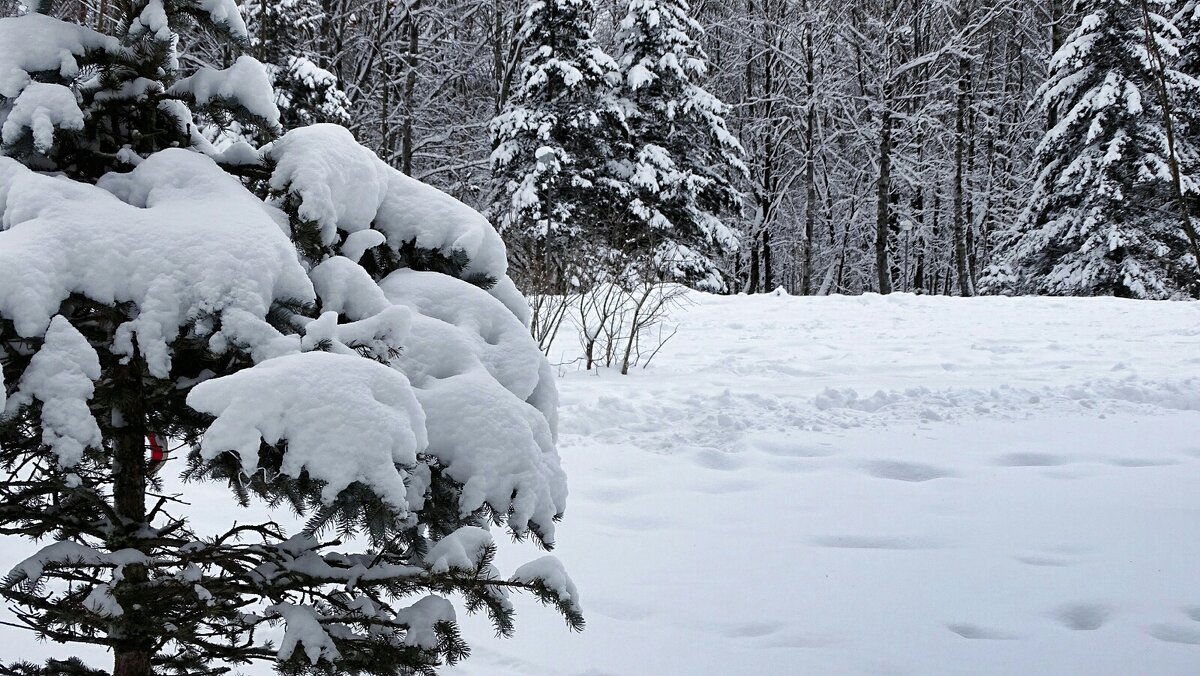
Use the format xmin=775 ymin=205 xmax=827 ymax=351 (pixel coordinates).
xmin=748 ymin=436 xmax=833 ymax=458
xmin=724 ymin=620 xmax=785 ymax=638
xmin=759 ymin=633 xmax=829 ymax=649
xmin=587 ymin=598 xmax=655 ymax=622
xmin=1052 ymin=602 xmax=1111 ymax=631
xmin=1013 ymin=554 xmax=1074 ymax=567
xmin=863 ymin=460 xmax=956 ymax=482
xmin=690 ymin=478 xmax=759 ymax=494
xmin=946 ymin=623 xmax=1021 ymax=640
xmin=691 ymin=448 xmax=750 ymax=471
xmin=1149 ymin=623 xmax=1200 ymax=645
xmin=1106 ymin=457 xmax=1180 ymax=468
xmin=810 ymin=535 xmax=940 ymax=550
xmin=994 ymin=452 xmax=1069 ymax=467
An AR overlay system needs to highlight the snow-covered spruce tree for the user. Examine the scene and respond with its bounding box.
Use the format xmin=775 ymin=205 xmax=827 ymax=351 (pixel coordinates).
xmin=0 ymin=3 xmax=578 ymax=676
xmin=490 ymin=0 xmax=629 ymax=290
xmin=242 ymin=0 xmax=352 ymax=131
xmin=1008 ymin=0 xmax=1200 ymax=298
xmin=614 ymin=0 xmax=745 ymax=292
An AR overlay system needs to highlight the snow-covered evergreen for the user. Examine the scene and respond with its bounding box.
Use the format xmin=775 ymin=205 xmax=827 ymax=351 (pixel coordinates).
xmin=490 ymin=0 xmax=629 ymax=288
xmin=0 ymin=3 xmax=577 ymax=675
xmin=243 ymin=0 xmax=351 ymax=130
xmin=1009 ymin=0 xmax=1200 ymax=298
xmin=614 ymin=0 xmax=745 ymax=291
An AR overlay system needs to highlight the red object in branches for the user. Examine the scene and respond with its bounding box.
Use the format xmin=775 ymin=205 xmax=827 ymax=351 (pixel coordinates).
xmin=147 ymin=433 xmax=168 ymax=475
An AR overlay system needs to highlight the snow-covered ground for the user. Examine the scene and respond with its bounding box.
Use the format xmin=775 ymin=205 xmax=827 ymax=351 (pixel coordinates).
xmin=451 ymin=292 xmax=1200 ymax=676
xmin=3 ymin=293 xmax=1199 ymax=674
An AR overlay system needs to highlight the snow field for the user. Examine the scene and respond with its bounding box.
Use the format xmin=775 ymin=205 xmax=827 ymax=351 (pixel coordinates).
xmin=1 ymin=292 xmax=1197 ymax=674
xmin=451 ymin=292 xmax=1200 ymax=676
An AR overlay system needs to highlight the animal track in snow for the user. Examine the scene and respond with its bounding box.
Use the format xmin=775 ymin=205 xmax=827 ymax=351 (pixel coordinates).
xmin=1052 ymin=603 xmax=1111 ymax=631
xmin=994 ymin=452 xmax=1070 ymax=467
xmin=724 ymin=620 xmax=784 ymax=638
xmin=1107 ymin=457 xmax=1180 ymax=467
xmin=863 ymin=460 xmax=956 ymax=482
xmin=946 ymin=623 xmax=1021 ymax=640
xmin=1149 ymin=623 xmax=1200 ymax=645
xmin=1013 ymin=554 xmax=1075 ymax=567
xmin=810 ymin=535 xmax=941 ymax=550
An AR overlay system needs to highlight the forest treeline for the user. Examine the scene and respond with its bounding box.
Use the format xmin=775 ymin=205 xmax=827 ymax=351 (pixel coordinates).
xmin=18 ymin=0 xmax=1200 ymax=299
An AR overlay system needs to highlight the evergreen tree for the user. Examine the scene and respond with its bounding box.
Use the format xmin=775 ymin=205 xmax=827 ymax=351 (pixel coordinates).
xmin=243 ymin=0 xmax=352 ymax=131
xmin=0 ymin=3 xmax=578 ymax=676
xmin=1010 ymin=0 xmax=1200 ymax=298
xmin=490 ymin=0 xmax=629 ymax=289
xmin=614 ymin=0 xmax=745 ymax=291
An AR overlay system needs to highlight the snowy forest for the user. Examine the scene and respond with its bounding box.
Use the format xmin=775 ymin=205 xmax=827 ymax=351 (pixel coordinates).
xmin=11 ymin=0 xmax=1200 ymax=300
xmin=1 ymin=0 xmax=1199 ymax=675
xmin=11 ymin=0 xmax=1197 ymax=299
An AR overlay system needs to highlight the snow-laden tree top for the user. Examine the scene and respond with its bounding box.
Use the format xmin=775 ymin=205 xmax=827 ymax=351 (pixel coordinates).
xmin=0 ymin=3 xmax=578 ymax=673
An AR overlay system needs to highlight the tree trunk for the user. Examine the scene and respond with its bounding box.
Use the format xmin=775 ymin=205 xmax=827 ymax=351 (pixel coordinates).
xmin=952 ymin=0 xmax=975 ymax=297
xmin=762 ymin=229 xmax=774 ymax=292
xmin=801 ymin=13 xmax=816 ymax=296
xmin=875 ymin=109 xmax=894 ymax=295
xmin=111 ymin=353 xmax=151 ymax=676
xmin=400 ymin=0 xmax=421 ymax=175
xmin=747 ymin=240 xmax=760 ymax=294
xmin=114 ymin=652 xmax=152 ymax=676
xmin=1046 ymin=0 xmax=1067 ymax=129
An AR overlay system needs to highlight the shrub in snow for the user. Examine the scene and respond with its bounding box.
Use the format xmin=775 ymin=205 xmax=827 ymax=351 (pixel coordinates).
xmin=0 ymin=3 xmax=578 ymax=675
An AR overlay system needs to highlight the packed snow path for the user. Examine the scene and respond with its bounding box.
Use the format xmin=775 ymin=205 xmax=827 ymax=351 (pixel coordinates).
xmin=453 ymin=293 xmax=1200 ymax=676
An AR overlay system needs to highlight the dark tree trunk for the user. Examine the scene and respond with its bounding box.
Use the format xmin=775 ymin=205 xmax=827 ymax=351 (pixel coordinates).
xmin=400 ymin=0 xmax=421 ymax=175
xmin=762 ymin=230 xmax=773 ymax=292
xmin=111 ymin=353 xmax=151 ymax=676
xmin=952 ymin=0 xmax=975 ymax=297
xmin=875 ymin=109 xmax=893 ymax=295
xmin=747 ymin=241 xmax=760 ymax=294
xmin=801 ymin=11 xmax=816 ymax=295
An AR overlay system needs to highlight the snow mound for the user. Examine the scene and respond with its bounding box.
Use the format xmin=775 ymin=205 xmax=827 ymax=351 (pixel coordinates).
xmin=264 ymin=125 xmax=517 ymax=314
xmin=188 ymin=351 xmax=427 ymax=515
xmin=395 ymin=596 xmax=457 ymax=650
xmin=381 ymin=270 xmax=566 ymax=541
xmin=2 ymin=82 xmax=85 ymax=153
xmin=269 ymin=602 xmax=341 ymax=664
xmin=425 ymin=527 xmax=494 ymax=573
xmin=511 ymin=556 xmax=579 ymax=610
xmin=4 ymin=316 xmax=102 ymax=468
xmin=8 ymin=541 xmax=146 ymax=587
xmin=0 ymin=151 xmax=313 ymax=377
xmin=0 ymin=13 xmax=119 ymax=98
xmin=169 ymin=55 xmax=280 ymax=129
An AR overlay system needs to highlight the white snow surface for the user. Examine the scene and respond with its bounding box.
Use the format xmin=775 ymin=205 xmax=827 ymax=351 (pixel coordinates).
xmin=0 ymin=151 xmax=314 ymax=377
xmin=395 ymin=596 xmax=457 ymax=650
xmin=3 ymin=293 xmax=1199 ymax=674
xmin=424 ymin=527 xmax=494 ymax=573
xmin=264 ymin=125 xmax=512 ymax=304
xmin=168 ymin=55 xmax=281 ymax=129
xmin=0 ymin=13 xmax=119 ymax=98
xmin=269 ymin=602 xmax=341 ymax=664
xmin=381 ymin=270 xmax=565 ymax=540
xmin=443 ymin=292 xmax=1200 ymax=676
xmin=1 ymin=82 xmax=85 ymax=153
xmin=188 ymin=351 xmax=428 ymax=514
xmin=5 ymin=316 xmax=102 ymax=468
